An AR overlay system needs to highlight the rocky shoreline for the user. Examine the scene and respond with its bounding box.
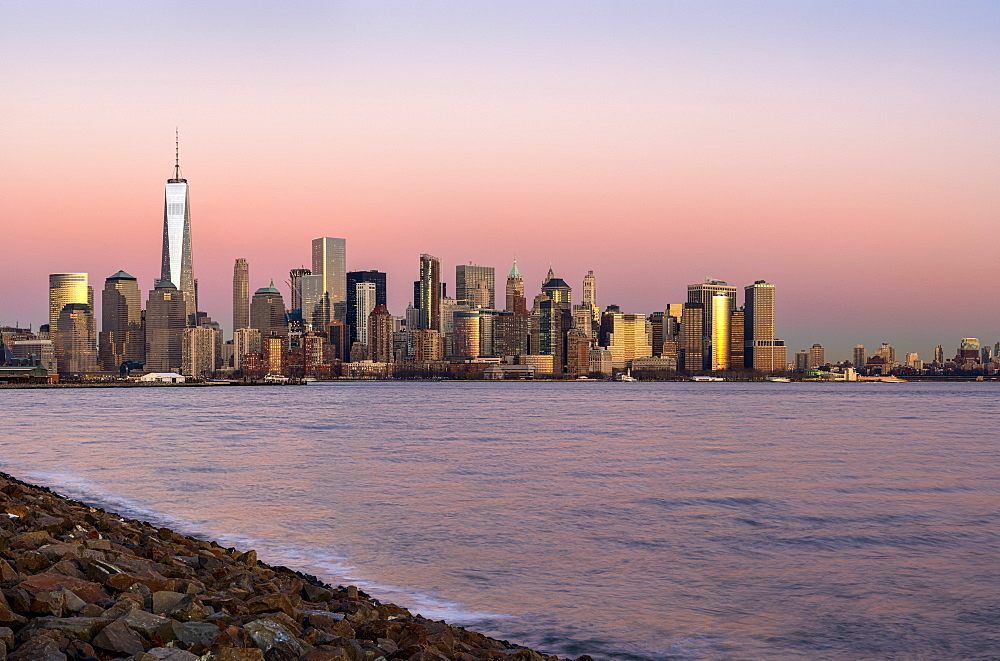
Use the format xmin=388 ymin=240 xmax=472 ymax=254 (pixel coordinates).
xmin=0 ymin=471 xmax=580 ymax=661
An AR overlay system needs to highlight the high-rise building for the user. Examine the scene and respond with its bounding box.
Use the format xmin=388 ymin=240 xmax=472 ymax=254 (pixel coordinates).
xmin=453 ymin=311 xmax=481 ymax=358
xmin=233 ymin=328 xmax=261 ymax=371
xmin=161 ymin=136 xmax=196 ymax=320
xmin=233 ymin=258 xmax=250 ymax=336
xmin=493 ymin=312 xmax=529 ymax=357
xmin=744 ymin=280 xmax=784 ymax=371
xmin=347 ymin=271 xmax=387 ymax=344
xmin=53 ymin=303 xmax=99 ymax=374
xmin=582 ymin=270 xmax=597 ymax=318
xmin=456 ymin=264 xmax=495 ymax=309
xmin=289 ymin=268 xmax=311 ymax=313
xmin=353 ymin=282 xmax=378 ymax=346
xmin=959 ymin=338 xmax=980 ymax=362
xmin=688 ymin=279 xmax=736 ymax=369
xmin=808 ymin=343 xmax=825 ymax=368
xmin=853 ymin=345 xmax=867 ymax=368
xmin=262 ymin=333 xmax=287 ymax=376
xmin=311 ymin=237 xmax=347 ymax=325
xmin=145 ymin=280 xmax=188 ymax=372
xmin=566 ymin=328 xmax=592 ymax=376
xmin=905 ymin=352 xmax=920 ymax=368
xmin=298 ymin=274 xmax=325 ymax=331
xmin=875 ymin=342 xmax=896 ymax=365
xmin=367 ymin=305 xmax=394 ymax=363
xmin=505 ymin=259 xmax=526 ymax=315
xmin=729 ymin=307 xmax=744 ymax=369
xmin=711 ymin=294 xmax=731 ymax=371
xmin=680 ymin=303 xmax=704 ymax=372
xmin=414 ymin=329 xmax=443 ymax=362
xmin=542 ymin=269 xmax=572 ymax=309
xmin=326 ymin=320 xmax=348 ymax=362
xmin=418 ymin=254 xmax=441 ymax=331
xmin=934 ymin=345 xmax=945 ymax=364
xmin=49 ymin=273 xmax=92 ymax=335
xmin=99 ymin=270 xmax=144 ymax=370
xmin=182 ymin=326 xmax=220 ymax=377
xmin=250 ymin=282 xmax=287 ymax=338
xmin=603 ymin=312 xmax=653 ymax=371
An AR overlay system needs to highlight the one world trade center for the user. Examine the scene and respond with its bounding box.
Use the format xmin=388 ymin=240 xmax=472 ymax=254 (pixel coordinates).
xmin=160 ymin=132 xmax=196 ymax=320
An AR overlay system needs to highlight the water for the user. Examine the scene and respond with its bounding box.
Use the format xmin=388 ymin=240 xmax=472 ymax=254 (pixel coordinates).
xmin=1 ymin=382 xmax=998 ymax=660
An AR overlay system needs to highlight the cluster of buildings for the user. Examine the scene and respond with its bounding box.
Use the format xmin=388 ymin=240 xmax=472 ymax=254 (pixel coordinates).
xmin=790 ymin=339 xmax=1000 ymax=378
xmin=2 ymin=150 xmax=793 ymax=381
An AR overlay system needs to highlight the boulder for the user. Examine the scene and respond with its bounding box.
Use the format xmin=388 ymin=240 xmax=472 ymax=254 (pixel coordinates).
xmin=92 ymin=619 xmax=145 ymax=656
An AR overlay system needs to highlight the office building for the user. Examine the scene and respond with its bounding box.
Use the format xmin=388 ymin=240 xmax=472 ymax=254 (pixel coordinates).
xmin=744 ymin=280 xmax=785 ymax=371
xmin=808 ymin=343 xmax=825 ymax=368
xmin=347 ymin=271 xmax=387 ymax=344
xmin=603 ymin=312 xmax=653 ymax=371
xmin=853 ymin=345 xmax=867 ymax=368
xmin=414 ymin=329 xmax=443 ymax=362
xmin=161 ymin=138 xmax=196 ymax=319
xmin=368 ymin=305 xmax=394 ymax=363
xmin=250 ymin=282 xmax=287 ymax=337
xmin=145 ymin=281 xmax=188 ymax=372
xmin=353 ymin=281 xmax=378 ymax=346
xmin=729 ymin=307 xmax=744 ymax=369
xmin=456 ymin=264 xmax=495 ymax=309
xmin=582 ymin=270 xmax=598 ymax=320
xmin=566 ymin=328 xmax=592 ymax=376
xmin=53 ymin=303 xmax=99 ymax=374
xmin=681 ymin=303 xmax=704 ymax=372
xmin=233 ymin=258 xmax=250 ymax=336
xmin=289 ymin=268 xmax=311 ymax=313
xmin=711 ymin=294 xmax=731 ymax=371
xmin=311 ymin=237 xmax=347 ymax=325
xmin=233 ymin=328 xmax=261 ymax=371
xmin=453 ymin=311 xmax=481 ymax=358
xmin=182 ymin=326 xmax=220 ymax=377
xmin=417 ymin=254 xmax=441 ymax=331
xmin=49 ymin=273 xmax=92 ymax=334
xmin=99 ymin=270 xmax=144 ymax=371
xmin=505 ymin=259 xmax=526 ymax=314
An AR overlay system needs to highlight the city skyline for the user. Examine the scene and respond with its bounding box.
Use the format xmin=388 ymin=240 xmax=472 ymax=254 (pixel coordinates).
xmin=2 ymin=2 xmax=998 ymax=361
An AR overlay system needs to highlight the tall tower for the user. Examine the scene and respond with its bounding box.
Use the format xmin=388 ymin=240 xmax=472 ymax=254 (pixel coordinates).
xmin=347 ymin=270 xmax=387 ymax=344
xmin=311 ymin=237 xmax=347 ymax=325
xmin=582 ymin=270 xmax=598 ymax=320
xmin=54 ymin=303 xmax=99 ymax=374
xmin=145 ymin=280 xmax=188 ymax=372
xmin=710 ymin=293 xmax=731 ymax=371
xmin=455 ymin=264 xmax=495 ymax=309
xmin=233 ymin=258 xmax=250 ymax=335
xmin=161 ymin=131 xmax=196 ymax=320
xmin=354 ymin=281 xmax=377 ymax=346
xmin=250 ymin=282 xmax=288 ymax=338
xmin=418 ymin=254 xmax=441 ymax=330
xmin=744 ymin=280 xmax=784 ymax=371
xmin=505 ymin=259 xmax=525 ymax=314
xmin=99 ymin=270 xmax=144 ymax=370
xmin=48 ymin=273 xmax=92 ymax=334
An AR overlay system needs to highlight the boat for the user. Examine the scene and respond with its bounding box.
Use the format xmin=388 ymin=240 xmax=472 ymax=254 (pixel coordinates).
xmin=690 ymin=376 xmax=725 ymax=382
xmin=615 ymin=370 xmax=637 ymax=382
xmin=766 ymin=376 xmax=791 ymax=383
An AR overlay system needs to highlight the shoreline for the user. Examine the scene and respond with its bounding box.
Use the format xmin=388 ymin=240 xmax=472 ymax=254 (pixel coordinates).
xmin=0 ymin=470 xmax=578 ymax=661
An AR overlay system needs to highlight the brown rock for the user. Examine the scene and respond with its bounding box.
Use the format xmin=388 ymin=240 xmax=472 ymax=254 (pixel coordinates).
xmin=0 ymin=560 xmax=19 ymax=583
xmin=14 ymin=551 xmax=50 ymax=573
xmin=28 ymin=589 xmax=65 ymax=616
xmin=17 ymin=573 xmax=109 ymax=604
xmin=145 ymin=647 xmax=199 ymax=660
xmin=11 ymin=531 xmax=53 ymax=547
xmin=8 ymin=632 xmax=65 ymax=661
xmin=0 ymin=627 xmax=13 ymax=649
xmin=199 ymin=650 xmax=265 ymax=661
xmin=25 ymin=616 xmax=101 ymax=641
xmin=246 ymin=593 xmax=297 ymax=619
xmin=303 ymin=651 xmax=350 ymax=661
xmin=236 ymin=550 xmax=257 ymax=567
xmin=167 ymin=594 xmax=210 ymax=621
xmin=92 ymin=619 xmax=145 ymax=656
xmin=244 ymin=618 xmax=305 ymax=655
xmin=151 ymin=590 xmax=185 ymax=614
xmin=117 ymin=607 xmax=170 ymax=637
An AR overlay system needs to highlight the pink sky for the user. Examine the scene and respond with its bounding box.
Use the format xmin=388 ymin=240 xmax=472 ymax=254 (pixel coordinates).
xmin=1 ymin=1 xmax=998 ymax=361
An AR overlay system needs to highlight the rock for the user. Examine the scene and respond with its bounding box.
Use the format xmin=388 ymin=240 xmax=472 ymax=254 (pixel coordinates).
xmin=244 ymin=618 xmax=304 ymax=655
xmin=146 ymin=647 xmax=200 ymax=661
xmin=8 ymin=632 xmax=66 ymax=661
xmin=0 ymin=560 xmax=19 ymax=583
xmin=0 ymin=627 xmax=13 ymax=649
xmin=118 ymin=607 xmax=170 ymax=637
xmin=152 ymin=591 xmax=186 ymax=614
xmin=169 ymin=621 xmax=221 ymax=648
xmin=24 ymin=616 xmax=101 ymax=641
xmin=14 ymin=551 xmax=50 ymax=573
xmin=28 ymin=589 xmax=65 ymax=616
xmin=236 ymin=550 xmax=257 ymax=567
xmin=198 ymin=649 xmax=264 ymax=661
xmin=246 ymin=593 xmax=297 ymax=619
xmin=0 ymin=603 xmax=26 ymax=627
xmin=17 ymin=574 xmax=109 ymax=604
xmin=92 ymin=619 xmax=145 ymax=656
xmin=11 ymin=531 xmax=53 ymax=547
xmin=54 ymin=587 xmax=87 ymax=613
xmin=167 ymin=594 xmax=211 ymax=621
xmin=325 ymin=638 xmax=365 ymax=661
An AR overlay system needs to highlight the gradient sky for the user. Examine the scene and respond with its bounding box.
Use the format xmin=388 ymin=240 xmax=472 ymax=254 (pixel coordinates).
xmin=2 ymin=1 xmax=998 ymax=361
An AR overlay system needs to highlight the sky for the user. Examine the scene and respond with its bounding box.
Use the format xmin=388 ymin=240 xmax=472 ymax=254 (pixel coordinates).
xmin=1 ymin=1 xmax=998 ymax=361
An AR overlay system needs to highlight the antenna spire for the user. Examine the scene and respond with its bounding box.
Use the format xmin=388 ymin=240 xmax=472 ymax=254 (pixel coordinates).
xmin=174 ymin=128 xmax=181 ymax=179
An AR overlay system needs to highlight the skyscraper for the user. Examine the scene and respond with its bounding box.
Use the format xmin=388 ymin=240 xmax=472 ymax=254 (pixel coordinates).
xmin=354 ymin=281 xmax=377 ymax=346
xmin=288 ymin=268 xmax=311 ymax=313
xmin=711 ymin=293 xmax=731 ymax=371
xmin=161 ymin=134 xmax=196 ymax=320
xmin=367 ymin=305 xmax=394 ymax=363
xmin=53 ymin=303 xmax=99 ymax=374
xmin=687 ymin=278 xmax=736 ymax=369
xmin=808 ymin=343 xmax=825 ymax=368
xmin=233 ymin=258 xmax=250 ymax=336
xmin=456 ymin=264 xmax=495 ymax=309
xmin=681 ymin=303 xmax=704 ymax=372
xmin=582 ymin=270 xmax=599 ymax=321
xmin=347 ymin=270 xmax=387 ymax=344
xmin=49 ymin=273 xmax=92 ymax=334
xmin=99 ymin=270 xmax=143 ymax=370
xmin=145 ymin=281 xmax=188 ymax=372
xmin=250 ymin=282 xmax=287 ymax=337
xmin=744 ymin=280 xmax=785 ymax=371
xmin=853 ymin=345 xmax=867 ymax=368
xmin=418 ymin=254 xmax=441 ymax=331
xmin=311 ymin=237 xmax=347 ymax=325
xmin=505 ymin=259 xmax=525 ymax=314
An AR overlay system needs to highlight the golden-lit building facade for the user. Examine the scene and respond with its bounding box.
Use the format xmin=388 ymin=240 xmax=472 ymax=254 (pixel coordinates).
xmin=415 ymin=329 xmax=443 ymax=362
xmin=49 ymin=273 xmax=91 ymax=334
xmin=604 ymin=312 xmax=652 ymax=371
xmin=711 ymin=294 xmax=731 ymax=371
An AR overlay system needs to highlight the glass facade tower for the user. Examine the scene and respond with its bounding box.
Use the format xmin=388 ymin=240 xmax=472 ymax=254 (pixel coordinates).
xmin=161 ymin=142 xmax=195 ymax=320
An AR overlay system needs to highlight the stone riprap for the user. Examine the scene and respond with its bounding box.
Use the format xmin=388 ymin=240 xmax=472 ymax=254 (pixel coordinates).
xmin=0 ymin=472 xmax=582 ymax=661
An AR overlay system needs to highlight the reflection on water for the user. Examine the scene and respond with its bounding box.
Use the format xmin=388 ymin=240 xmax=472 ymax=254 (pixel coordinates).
xmin=2 ymin=382 xmax=999 ymax=660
